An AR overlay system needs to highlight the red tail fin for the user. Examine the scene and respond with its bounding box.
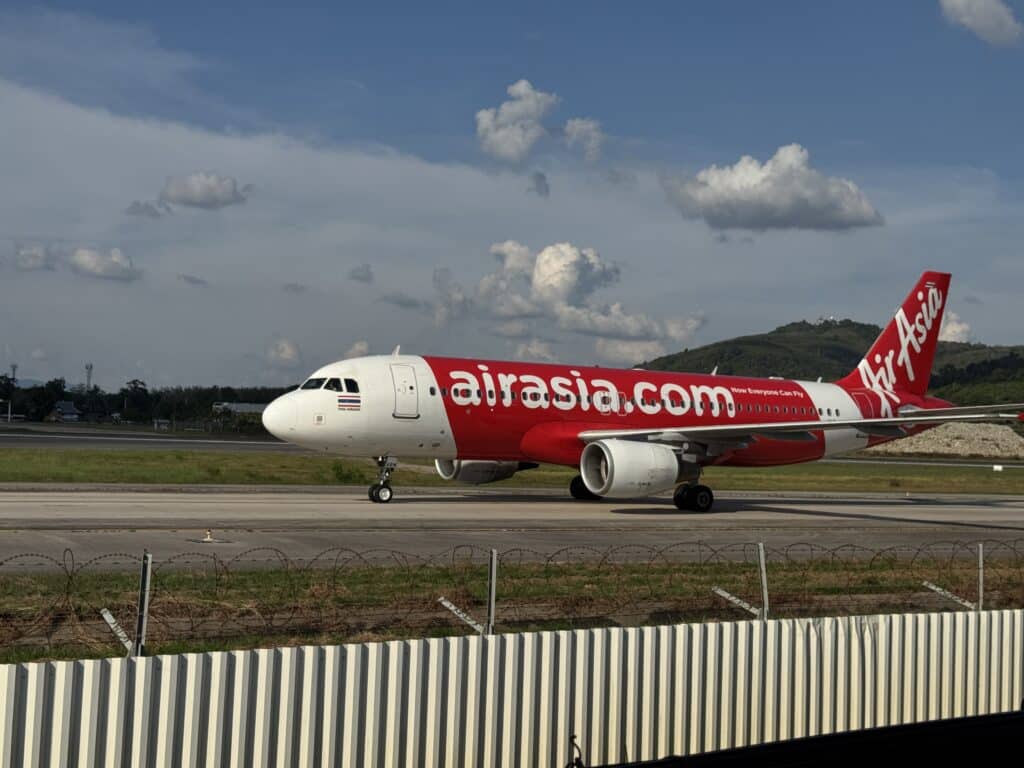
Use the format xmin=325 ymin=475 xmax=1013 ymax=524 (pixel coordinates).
xmin=837 ymin=271 xmax=951 ymax=398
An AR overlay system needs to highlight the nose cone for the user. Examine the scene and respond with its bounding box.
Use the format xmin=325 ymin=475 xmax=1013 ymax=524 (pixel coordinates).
xmin=262 ymin=395 xmax=296 ymax=440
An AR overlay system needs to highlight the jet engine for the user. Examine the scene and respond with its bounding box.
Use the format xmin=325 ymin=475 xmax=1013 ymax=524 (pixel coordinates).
xmin=579 ymin=439 xmax=682 ymax=498
xmin=434 ymin=459 xmax=537 ymax=485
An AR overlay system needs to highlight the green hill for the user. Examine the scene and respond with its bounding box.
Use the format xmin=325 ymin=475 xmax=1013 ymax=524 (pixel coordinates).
xmin=646 ymin=319 xmax=1024 ymax=406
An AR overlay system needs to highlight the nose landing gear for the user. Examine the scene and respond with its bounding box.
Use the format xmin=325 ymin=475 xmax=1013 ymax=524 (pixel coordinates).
xmin=368 ymin=456 xmax=398 ymax=503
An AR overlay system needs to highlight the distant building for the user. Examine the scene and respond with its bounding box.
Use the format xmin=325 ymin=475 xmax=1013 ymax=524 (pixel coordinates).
xmin=47 ymin=401 xmax=82 ymax=423
xmin=212 ymin=402 xmax=267 ymax=415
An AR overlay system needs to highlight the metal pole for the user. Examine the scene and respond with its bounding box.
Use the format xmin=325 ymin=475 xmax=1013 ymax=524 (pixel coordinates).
xmin=486 ymin=548 xmax=498 ymax=635
xmin=978 ymin=542 xmax=984 ymax=613
xmin=133 ymin=551 xmax=153 ymax=657
xmin=757 ymin=542 xmax=770 ymax=621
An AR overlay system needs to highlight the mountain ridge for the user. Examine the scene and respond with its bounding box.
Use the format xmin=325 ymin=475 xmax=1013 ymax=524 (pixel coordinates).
xmin=645 ymin=319 xmax=1024 ymax=406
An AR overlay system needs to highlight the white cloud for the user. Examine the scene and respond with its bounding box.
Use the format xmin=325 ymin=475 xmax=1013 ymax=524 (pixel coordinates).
xmin=475 ymin=79 xmax=559 ymax=163
xmin=530 ymin=242 xmax=620 ymax=307
xmin=662 ymin=143 xmax=883 ymax=231
xmin=939 ymin=311 xmax=971 ymax=342
xmin=68 ymin=247 xmax=141 ymax=281
xmin=491 ymin=320 xmax=532 ymax=339
xmin=159 ymin=172 xmax=250 ymax=209
xmin=940 ymin=0 xmax=1022 ymax=46
xmin=343 ymin=340 xmax=369 ymax=358
xmin=515 ymin=339 xmax=558 ymax=362
xmin=266 ymin=338 xmax=302 ymax=369
xmin=30 ymin=347 xmax=47 ymax=361
xmin=594 ymin=338 xmax=668 ymax=365
xmin=11 ymin=244 xmax=57 ymax=271
xmin=565 ymin=118 xmax=605 ymax=162
xmin=528 ymin=171 xmax=550 ymax=198
xmin=431 ymin=268 xmax=471 ymax=326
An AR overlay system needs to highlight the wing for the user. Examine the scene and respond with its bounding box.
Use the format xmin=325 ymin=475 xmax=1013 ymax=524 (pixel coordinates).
xmin=578 ymin=402 xmax=1024 ymax=445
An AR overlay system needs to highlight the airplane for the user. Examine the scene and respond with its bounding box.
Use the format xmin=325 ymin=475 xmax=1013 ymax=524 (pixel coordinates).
xmin=261 ymin=271 xmax=1024 ymax=510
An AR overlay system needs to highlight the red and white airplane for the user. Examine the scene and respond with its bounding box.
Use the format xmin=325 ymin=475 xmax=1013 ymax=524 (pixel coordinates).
xmin=262 ymin=271 xmax=1024 ymax=509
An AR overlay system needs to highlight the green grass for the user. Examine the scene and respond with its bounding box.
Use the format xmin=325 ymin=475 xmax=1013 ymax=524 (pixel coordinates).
xmin=0 ymin=447 xmax=1022 ymax=494
xmin=3 ymin=555 xmax=1022 ymax=664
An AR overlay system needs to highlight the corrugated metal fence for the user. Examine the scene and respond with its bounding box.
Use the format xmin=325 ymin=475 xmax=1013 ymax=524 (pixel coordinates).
xmin=2 ymin=610 xmax=1022 ymax=767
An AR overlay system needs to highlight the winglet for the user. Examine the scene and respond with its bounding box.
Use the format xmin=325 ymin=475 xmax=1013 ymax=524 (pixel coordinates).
xmin=392 ymin=345 xmax=401 ymax=357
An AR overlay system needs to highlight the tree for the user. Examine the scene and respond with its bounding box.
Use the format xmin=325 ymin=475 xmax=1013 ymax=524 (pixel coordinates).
xmin=0 ymin=374 xmax=13 ymax=401
xmin=119 ymin=379 xmax=152 ymax=422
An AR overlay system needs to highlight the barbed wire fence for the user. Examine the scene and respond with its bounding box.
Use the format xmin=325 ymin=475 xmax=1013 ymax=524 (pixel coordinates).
xmin=3 ymin=540 xmax=1024 ymax=662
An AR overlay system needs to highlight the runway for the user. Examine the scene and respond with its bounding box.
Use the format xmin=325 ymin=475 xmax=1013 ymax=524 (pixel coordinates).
xmin=1 ymin=487 xmax=1023 ymax=564
xmin=0 ymin=425 xmax=299 ymax=452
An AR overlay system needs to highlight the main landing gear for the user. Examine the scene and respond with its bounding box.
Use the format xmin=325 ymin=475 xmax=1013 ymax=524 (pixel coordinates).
xmin=368 ymin=456 xmax=398 ymax=503
xmin=569 ymin=474 xmax=602 ymax=501
xmin=673 ymin=483 xmax=714 ymax=513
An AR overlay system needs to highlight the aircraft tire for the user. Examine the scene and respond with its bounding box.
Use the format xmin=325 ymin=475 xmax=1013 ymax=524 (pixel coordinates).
xmin=570 ymin=475 xmax=601 ymax=501
xmin=672 ymin=485 xmax=693 ymax=510
xmin=376 ymin=484 xmax=393 ymax=503
xmin=691 ymin=485 xmax=714 ymax=513
xmin=368 ymin=484 xmax=379 ymax=501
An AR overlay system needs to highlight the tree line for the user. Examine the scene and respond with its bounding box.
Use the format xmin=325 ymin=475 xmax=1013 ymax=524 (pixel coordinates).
xmin=0 ymin=375 xmax=290 ymax=428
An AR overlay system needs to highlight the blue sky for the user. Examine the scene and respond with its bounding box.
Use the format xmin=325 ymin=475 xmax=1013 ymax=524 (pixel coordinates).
xmin=1 ymin=1 xmax=1022 ymax=386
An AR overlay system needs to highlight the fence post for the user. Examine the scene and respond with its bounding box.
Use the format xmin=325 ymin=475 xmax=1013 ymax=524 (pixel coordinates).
xmin=133 ymin=550 xmax=153 ymax=657
xmin=757 ymin=542 xmax=770 ymax=621
xmin=486 ymin=548 xmax=498 ymax=635
xmin=978 ymin=542 xmax=984 ymax=613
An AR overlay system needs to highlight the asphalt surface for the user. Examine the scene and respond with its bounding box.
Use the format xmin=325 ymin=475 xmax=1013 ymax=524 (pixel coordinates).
xmin=1 ymin=487 xmax=1023 ymax=565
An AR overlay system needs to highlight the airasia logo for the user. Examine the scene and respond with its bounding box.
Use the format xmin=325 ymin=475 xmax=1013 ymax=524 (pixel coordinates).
xmin=446 ymin=365 xmax=736 ymax=418
xmin=856 ymin=283 xmax=943 ymax=417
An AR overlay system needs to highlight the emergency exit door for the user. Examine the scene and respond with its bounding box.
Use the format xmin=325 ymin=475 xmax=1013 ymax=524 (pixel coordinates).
xmin=390 ymin=364 xmax=419 ymax=419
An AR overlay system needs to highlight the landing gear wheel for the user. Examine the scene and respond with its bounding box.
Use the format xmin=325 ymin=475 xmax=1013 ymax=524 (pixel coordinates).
xmin=570 ymin=475 xmax=601 ymax=501
xmin=368 ymin=455 xmax=399 ymax=503
xmin=672 ymin=485 xmax=693 ymax=510
xmin=690 ymin=484 xmax=714 ymax=513
xmin=673 ymin=484 xmax=714 ymax=512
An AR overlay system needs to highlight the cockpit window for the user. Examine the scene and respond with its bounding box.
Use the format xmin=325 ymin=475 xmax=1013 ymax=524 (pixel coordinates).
xmin=324 ymin=378 xmax=344 ymax=392
xmin=300 ymin=378 xmax=326 ymax=390
xmin=344 ymin=378 xmax=360 ymax=393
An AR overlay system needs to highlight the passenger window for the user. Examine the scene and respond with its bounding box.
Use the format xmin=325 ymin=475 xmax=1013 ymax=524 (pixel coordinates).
xmin=324 ymin=378 xmax=344 ymax=392
xmin=429 ymin=386 xmax=437 ymax=396
xmin=301 ymin=378 xmax=326 ymax=390
xmin=344 ymin=378 xmax=359 ymax=393
xmin=827 ymin=408 xmax=833 ymax=416
xmin=441 ymin=388 xmax=448 ymax=397
xmin=836 ymin=409 xmax=841 ymax=417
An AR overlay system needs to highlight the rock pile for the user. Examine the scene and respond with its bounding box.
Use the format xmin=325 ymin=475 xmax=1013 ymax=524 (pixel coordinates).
xmin=864 ymin=422 xmax=1024 ymax=459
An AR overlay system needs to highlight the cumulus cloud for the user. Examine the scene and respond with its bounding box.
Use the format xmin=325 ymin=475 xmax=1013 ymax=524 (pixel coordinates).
xmin=940 ymin=0 xmax=1022 ymax=46
xmin=343 ymin=340 xmax=369 ymax=359
xmin=528 ymin=171 xmax=550 ymax=198
xmin=282 ymin=282 xmax=308 ymax=294
xmin=159 ymin=172 xmax=250 ymax=209
xmin=515 ymin=339 xmax=558 ymax=362
xmin=347 ymin=263 xmax=375 ymax=283
xmin=939 ymin=311 xmax=971 ymax=342
xmin=68 ymin=247 xmax=141 ymax=281
xmin=661 ymin=143 xmax=883 ymax=231
xmin=475 ymin=79 xmax=559 ymax=163
xmin=266 ymin=338 xmax=301 ymax=369
xmin=10 ymin=244 xmax=57 ymax=271
xmin=565 ymin=117 xmax=605 ymax=162
xmin=450 ymin=239 xmax=703 ymax=364
xmin=125 ymin=200 xmax=171 ymax=218
xmin=177 ymin=273 xmax=207 ymax=286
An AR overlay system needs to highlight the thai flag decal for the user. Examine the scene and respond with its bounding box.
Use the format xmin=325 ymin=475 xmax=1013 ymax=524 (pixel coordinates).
xmin=337 ymin=394 xmax=361 ymax=411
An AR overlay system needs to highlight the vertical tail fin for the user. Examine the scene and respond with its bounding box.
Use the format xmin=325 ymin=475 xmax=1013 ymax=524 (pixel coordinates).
xmin=837 ymin=271 xmax=951 ymax=397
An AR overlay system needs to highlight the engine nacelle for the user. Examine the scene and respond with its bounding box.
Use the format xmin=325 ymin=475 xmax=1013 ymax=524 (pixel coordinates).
xmin=435 ymin=459 xmax=533 ymax=485
xmin=580 ymin=439 xmax=682 ymax=498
